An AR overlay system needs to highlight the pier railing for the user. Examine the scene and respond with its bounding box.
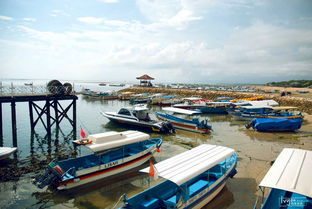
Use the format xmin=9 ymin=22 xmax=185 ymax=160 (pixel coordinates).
xmin=0 ymin=82 xmax=75 ymax=96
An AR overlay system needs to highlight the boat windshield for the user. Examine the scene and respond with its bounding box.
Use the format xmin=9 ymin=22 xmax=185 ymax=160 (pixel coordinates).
xmin=118 ymin=108 xmax=132 ymax=116
xmin=134 ymin=110 xmax=151 ymax=121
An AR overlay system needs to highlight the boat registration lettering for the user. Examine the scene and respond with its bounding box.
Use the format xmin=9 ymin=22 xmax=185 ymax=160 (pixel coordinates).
xmin=104 ymin=160 xmax=119 ymax=169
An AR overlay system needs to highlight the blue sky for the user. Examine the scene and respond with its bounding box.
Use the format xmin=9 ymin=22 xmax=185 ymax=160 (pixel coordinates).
xmin=0 ymin=0 xmax=312 ymax=84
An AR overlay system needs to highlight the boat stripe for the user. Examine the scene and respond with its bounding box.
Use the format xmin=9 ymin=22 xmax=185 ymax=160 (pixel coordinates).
xmin=59 ymin=153 xmax=152 ymax=186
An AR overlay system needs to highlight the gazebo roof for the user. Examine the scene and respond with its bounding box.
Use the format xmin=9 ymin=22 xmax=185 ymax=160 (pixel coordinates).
xmin=136 ymin=74 xmax=154 ymax=80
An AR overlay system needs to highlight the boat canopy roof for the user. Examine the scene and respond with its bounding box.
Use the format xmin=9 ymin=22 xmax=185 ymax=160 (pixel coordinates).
xmin=241 ymin=105 xmax=272 ymax=109
xmin=182 ymin=97 xmax=202 ymax=101
xmin=271 ymin=106 xmax=298 ymax=111
xmin=206 ymin=101 xmax=232 ymax=104
xmin=162 ymin=107 xmax=201 ymax=115
xmin=140 ymin=144 xmax=235 ymax=186
xmin=259 ymin=148 xmax=312 ymax=198
xmin=235 ymin=100 xmax=279 ymax=107
xmin=86 ymin=131 xmax=150 ymax=152
xmin=121 ymin=105 xmax=148 ymax=111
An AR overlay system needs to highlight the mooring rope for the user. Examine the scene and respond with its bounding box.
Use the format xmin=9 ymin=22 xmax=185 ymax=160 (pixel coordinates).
xmin=112 ymin=194 xmax=124 ymax=209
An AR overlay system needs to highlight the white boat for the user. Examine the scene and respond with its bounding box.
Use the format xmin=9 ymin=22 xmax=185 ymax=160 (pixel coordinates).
xmin=162 ymin=107 xmax=201 ymax=115
xmin=0 ymin=147 xmax=17 ymax=160
xmin=34 ymin=131 xmax=162 ymax=190
xmin=101 ymin=106 xmax=174 ymax=133
xmin=255 ymin=148 xmax=312 ymax=209
xmin=121 ymin=144 xmax=237 ymax=208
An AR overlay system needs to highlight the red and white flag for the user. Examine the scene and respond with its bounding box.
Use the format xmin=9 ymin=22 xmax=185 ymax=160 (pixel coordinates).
xmin=149 ymin=160 xmax=158 ymax=180
xmin=80 ymin=128 xmax=86 ymax=138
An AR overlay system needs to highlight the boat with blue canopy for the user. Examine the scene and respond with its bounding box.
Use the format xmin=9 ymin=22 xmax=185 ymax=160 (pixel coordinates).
xmin=34 ymin=131 xmax=162 ymax=190
xmin=120 ymin=144 xmax=237 ymax=209
xmin=254 ymin=148 xmax=312 ymax=209
xmin=155 ymin=112 xmax=212 ymax=134
xmin=246 ymin=117 xmax=303 ymax=132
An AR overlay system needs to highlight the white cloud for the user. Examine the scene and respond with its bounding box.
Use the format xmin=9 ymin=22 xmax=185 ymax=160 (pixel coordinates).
xmin=50 ymin=10 xmax=70 ymax=17
xmin=23 ymin=18 xmax=37 ymax=22
xmin=0 ymin=16 xmax=14 ymax=21
xmin=97 ymin=0 xmax=119 ymax=3
xmin=77 ymin=17 xmax=104 ymax=24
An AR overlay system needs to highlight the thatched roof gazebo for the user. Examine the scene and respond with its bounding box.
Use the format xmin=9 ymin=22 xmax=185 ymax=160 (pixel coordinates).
xmin=136 ymin=74 xmax=154 ymax=87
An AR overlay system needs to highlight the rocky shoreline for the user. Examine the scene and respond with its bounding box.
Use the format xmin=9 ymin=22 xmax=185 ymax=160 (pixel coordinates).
xmin=119 ymin=87 xmax=312 ymax=114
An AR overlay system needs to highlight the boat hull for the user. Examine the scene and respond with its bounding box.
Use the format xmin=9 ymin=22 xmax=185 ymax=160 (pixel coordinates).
xmin=156 ymin=113 xmax=211 ymax=134
xmin=0 ymin=147 xmax=17 ymax=160
xmin=173 ymin=105 xmax=228 ymax=114
xmin=57 ymin=153 xmax=153 ymax=190
xmin=102 ymin=112 xmax=173 ymax=133
xmin=181 ymin=162 xmax=237 ymax=209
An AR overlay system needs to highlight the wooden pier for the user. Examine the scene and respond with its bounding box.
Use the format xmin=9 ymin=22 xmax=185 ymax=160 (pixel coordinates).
xmin=0 ymin=94 xmax=78 ymax=146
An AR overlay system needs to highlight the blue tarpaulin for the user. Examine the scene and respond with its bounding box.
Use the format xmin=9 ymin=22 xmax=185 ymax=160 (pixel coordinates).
xmin=250 ymin=118 xmax=303 ymax=132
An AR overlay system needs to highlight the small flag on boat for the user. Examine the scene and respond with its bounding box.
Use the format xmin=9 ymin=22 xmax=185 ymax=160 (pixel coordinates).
xmin=80 ymin=128 xmax=86 ymax=138
xmin=49 ymin=162 xmax=63 ymax=175
xmin=149 ymin=160 xmax=158 ymax=180
xmin=157 ymin=147 xmax=161 ymax=153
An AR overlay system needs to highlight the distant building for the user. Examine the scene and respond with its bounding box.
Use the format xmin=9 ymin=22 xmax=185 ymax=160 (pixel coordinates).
xmin=136 ymin=74 xmax=154 ymax=87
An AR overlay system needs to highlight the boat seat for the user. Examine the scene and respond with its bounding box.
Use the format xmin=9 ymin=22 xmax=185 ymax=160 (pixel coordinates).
xmin=209 ymin=172 xmax=222 ymax=180
xmin=189 ymin=179 xmax=208 ymax=197
xmin=84 ymin=159 xmax=97 ymax=168
xmin=140 ymin=196 xmax=159 ymax=208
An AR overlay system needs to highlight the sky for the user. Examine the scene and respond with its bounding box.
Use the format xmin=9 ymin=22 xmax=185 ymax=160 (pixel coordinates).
xmin=0 ymin=0 xmax=312 ymax=84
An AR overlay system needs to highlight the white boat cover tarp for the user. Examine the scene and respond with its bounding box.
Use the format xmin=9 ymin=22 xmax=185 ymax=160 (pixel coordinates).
xmin=86 ymin=131 xmax=150 ymax=152
xmin=259 ymin=148 xmax=312 ymax=198
xmin=162 ymin=107 xmax=201 ymax=115
xmin=141 ymin=144 xmax=235 ymax=185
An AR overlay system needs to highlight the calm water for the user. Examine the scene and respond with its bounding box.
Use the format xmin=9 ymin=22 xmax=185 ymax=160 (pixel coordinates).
xmin=1 ymin=83 xmax=312 ymax=209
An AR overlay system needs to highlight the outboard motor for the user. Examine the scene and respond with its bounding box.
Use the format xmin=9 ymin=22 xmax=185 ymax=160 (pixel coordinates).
xmin=34 ymin=168 xmax=60 ymax=189
xmin=245 ymin=119 xmax=256 ymax=129
xmin=161 ymin=121 xmax=175 ymax=133
xmin=33 ymin=161 xmax=64 ymax=189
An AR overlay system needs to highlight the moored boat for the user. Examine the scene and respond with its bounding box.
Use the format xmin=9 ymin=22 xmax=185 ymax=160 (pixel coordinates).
xmin=120 ymin=144 xmax=237 ymax=209
xmin=255 ymin=148 xmax=312 ymax=209
xmin=156 ymin=112 xmax=212 ymax=134
xmin=101 ymin=106 xmax=174 ymax=133
xmin=173 ymin=98 xmax=230 ymax=114
xmin=34 ymin=131 xmax=162 ymax=190
xmin=246 ymin=117 xmax=303 ymax=132
xmin=0 ymin=147 xmax=17 ymax=160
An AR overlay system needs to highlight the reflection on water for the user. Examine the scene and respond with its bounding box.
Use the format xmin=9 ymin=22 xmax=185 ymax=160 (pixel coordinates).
xmin=1 ymin=95 xmax=312 ymax=209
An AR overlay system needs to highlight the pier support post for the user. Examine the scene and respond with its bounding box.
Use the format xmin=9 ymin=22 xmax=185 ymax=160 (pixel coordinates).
xmin=46 ymin=100 xmax=51 ymax=138
xmin=73 ymin=98 xmax=77 ymax=139
xmin=54 ymin=100 xmax=59 ymax=128
xmin=0 ymin=102 xmax=3 ymax=146
xmin=29 ymin=101 xmax=35 ymax=132
xmin=11 ymin=101 xmax=17 ymax=147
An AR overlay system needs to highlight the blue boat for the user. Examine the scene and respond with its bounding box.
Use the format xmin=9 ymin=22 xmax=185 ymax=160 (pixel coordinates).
xmin=156 ymin=112 xmax=212 ymax=134
xmin=255 ymin=148 xmax=312 ymax=209
xmin=246 ymin=118 xmax=303 ymax=132
xmin=121 ymin=144 xmax=237 ymax=209
xmin=229 ymin=105 xmax=303 ymax=121
xmin=174 ymin=101 xmax=230 ymax=114
xmin=34 ymin=131 xmax=162 ymax=190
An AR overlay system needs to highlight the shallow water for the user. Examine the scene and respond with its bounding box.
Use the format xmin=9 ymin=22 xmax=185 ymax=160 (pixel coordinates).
xmin=1 ymin=90 xmax=312 ymax=209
